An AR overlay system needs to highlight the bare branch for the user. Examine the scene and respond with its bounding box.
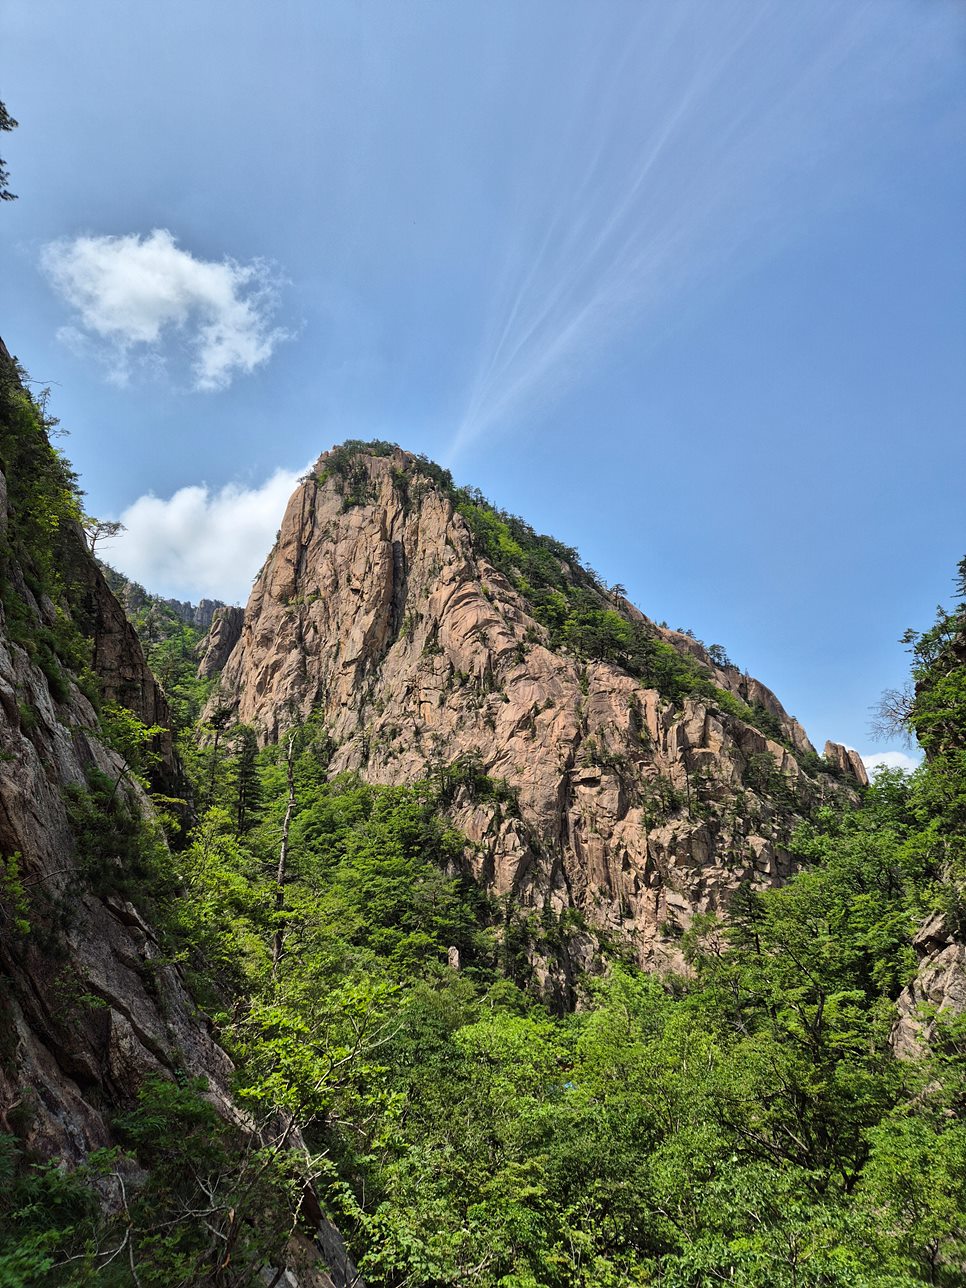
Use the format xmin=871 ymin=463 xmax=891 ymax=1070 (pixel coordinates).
xmin=869 ymin=684 xmax=915 ymax=745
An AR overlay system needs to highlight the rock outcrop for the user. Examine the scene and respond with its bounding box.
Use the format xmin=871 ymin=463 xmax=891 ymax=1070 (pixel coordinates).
xmin=98 ymin=565 xmax=228 ymax=637
xmin=892 ymin=911 xmax=966 ymax=1058
xmin=197 ymin=604 xmax=245 ymax=678
xmin=824 ymin=739 xmax=870 ymax=787
xmin=209 ymin=446 xmax=860 ymax=973
xmin=165 ymin=595 xmax=227 ymax=631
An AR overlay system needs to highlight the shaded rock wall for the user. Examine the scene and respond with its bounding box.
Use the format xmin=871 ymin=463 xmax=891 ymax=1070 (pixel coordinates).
xmin=0 ymin=466 xmax=233 ymax=1164
xmin=0 ymin=342 xmax=360 ymax=1286
xmin=197 ymin=604 xmax=245 ymax=678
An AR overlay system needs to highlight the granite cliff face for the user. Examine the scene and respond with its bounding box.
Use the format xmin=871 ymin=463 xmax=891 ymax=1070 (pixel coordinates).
xmin=209 ymin=445 xmax=863 ymax=972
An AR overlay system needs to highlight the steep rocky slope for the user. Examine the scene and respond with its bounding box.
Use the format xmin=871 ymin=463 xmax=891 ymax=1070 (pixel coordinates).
xmin=0 ymin=339 xmax=356 ymax=1287
xmin=209 ymin=444 xmax=864 ymax=971
xmin=0 ymin=339 xmax=228 ymax=1161
xmin=0 ymin=605 xmax=234 ymax=1163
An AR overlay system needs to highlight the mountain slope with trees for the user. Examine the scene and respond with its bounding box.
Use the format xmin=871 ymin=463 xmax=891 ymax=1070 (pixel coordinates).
xmin=0 ymin=377 xmax=963 ymax=1284
xmin=204 ymin=442 xmax=867 ymax=989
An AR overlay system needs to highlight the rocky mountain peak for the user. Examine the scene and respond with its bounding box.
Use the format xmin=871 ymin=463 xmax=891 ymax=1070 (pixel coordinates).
xmin=208 ymin=441 xmax=863 ymax=973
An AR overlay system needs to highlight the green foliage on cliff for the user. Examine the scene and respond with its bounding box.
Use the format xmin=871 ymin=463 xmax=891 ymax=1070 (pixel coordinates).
xmin=0 ymin=355 xmax=93 ymax=703
xmin=0 ymin=366 xmax=81 ymax=598
xmin=320 ymin=438 xmax=457 ymax=510
xmin=455 ymin=487 xmax=800 ymax=746
xmin=901 ymin=562 xmax=966 ymax=892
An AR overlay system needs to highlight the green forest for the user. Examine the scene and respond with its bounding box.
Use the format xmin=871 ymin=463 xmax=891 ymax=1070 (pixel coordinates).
xmin=1 ymin=393 xmax=965 ymax=1285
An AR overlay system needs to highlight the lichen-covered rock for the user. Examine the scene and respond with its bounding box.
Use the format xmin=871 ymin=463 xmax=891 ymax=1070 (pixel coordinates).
xmin=210 ymin=448 xmax=856 ymax=971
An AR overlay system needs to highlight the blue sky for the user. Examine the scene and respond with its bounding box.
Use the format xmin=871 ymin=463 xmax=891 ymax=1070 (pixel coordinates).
xmin=1 ymin=0 xmax=964 ymax=768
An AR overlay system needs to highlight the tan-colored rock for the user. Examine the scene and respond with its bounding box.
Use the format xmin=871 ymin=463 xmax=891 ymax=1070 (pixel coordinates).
xmin=823 ymin=739 xmax=870 ymax=787
xmin=209 ymin=448 xmax=855 ymax=973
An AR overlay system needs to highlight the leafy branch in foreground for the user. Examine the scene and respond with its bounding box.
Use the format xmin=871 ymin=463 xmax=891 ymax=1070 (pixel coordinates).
xmin=0 ymin=97 xmax=17 ymax=201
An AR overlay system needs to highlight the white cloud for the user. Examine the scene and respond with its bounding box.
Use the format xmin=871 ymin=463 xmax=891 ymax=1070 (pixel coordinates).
xmin=107 ymin=466 xmax=307 ymax=603
xmin=861 ymin=751 xmax=921 ymax=776
xmin=41 ymin=229 xmax=288 ymax=390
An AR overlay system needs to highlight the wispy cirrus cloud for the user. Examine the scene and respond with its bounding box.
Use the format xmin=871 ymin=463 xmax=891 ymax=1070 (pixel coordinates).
xmin=41 ymin=228 xmax=288 ymax=390
xmin=449 ymin=2 xmax=955 ymax=459
xmin=106 ymin=465 xmax=307 ymax=603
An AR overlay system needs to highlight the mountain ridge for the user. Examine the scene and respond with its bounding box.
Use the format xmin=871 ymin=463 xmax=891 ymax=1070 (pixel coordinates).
xmin=205 ymin=440 xmax=865 ymax=978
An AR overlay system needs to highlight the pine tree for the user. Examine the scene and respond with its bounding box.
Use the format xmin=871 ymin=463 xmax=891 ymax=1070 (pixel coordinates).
xmin=233 ymin=725 xmax=261 ymax=834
